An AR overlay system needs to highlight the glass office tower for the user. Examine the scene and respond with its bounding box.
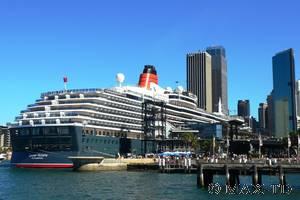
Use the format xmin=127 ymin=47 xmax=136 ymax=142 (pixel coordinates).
xmin=206 ymin=46 xmax=228 ymax=115
xmin=296 ymin=80 xmax=300 ymax=117
xmin=272 ymin=48 xmax=297 ymax=137
xmin=237 ymin=100 xmax=250 ymax=118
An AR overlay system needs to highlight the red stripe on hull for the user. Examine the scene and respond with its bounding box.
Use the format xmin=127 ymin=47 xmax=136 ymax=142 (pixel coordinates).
xmin=15 ymin=163 xmax=73 ymax=168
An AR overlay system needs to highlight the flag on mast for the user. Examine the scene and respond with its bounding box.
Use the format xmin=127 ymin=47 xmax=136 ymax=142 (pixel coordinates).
xmin=63 ymin=76 xmax=68 ymax=91
xmin=63 ymin=77 xmax=68 ymax=83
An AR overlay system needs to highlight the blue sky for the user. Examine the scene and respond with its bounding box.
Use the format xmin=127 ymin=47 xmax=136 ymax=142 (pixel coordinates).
xmin=0 ymin=0 xmax=299 ymax=124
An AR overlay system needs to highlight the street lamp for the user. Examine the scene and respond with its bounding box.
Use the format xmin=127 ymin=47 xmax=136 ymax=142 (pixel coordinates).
xmin=212 ymin=136 xmax=215 ymax=157
xmin=259 ymin=133 xmax=263 ymax=159
xmin=287 ymin=134 xmax=291 ymax=159
xmin=297 ymin=133 xmax=300 ymax=161
xmin=226 ymin=136 xmax=230 ymax=160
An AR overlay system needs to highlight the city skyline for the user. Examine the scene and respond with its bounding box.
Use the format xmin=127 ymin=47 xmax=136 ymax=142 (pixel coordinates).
xmin=0 ymin=0 xmax=300 ymax=125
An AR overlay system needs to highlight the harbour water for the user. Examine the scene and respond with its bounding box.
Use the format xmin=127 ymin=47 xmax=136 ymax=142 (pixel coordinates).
xmin=0 ymin=161 xmax=300 ymax=200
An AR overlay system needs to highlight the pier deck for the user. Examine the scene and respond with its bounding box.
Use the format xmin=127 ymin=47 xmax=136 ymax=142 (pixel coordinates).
xmin=154 ymin=158 xmax=300 ymax=187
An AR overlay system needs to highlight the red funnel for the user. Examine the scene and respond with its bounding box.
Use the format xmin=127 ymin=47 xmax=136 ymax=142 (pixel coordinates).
xmin=138 ymin=65 xmax=158 ymax=89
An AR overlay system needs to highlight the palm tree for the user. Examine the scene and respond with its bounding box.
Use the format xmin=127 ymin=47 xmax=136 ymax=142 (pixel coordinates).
xmin=180 ymin=132 xmax=199 ymax=151
xmin=199 ymin=140 xmax=211 ymax=154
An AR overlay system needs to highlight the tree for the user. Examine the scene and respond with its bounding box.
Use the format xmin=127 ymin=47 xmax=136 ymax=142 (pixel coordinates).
xmin=180 ymin=132 xmax=199 ymax=151
xmin=199 ymin=140 xmax=211 ymax=154
xmin=289 ymin=131 xmax=298 ymax=137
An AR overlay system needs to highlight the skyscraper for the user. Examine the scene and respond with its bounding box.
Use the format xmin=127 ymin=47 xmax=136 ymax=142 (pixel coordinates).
xmin=296 ymin=80 xmax=300 ymax=117
xmin=186 ymin=51 xmax=212 ymax=112
xmin=206 ymin=46 xmax=228 ymax=115
xmin=237 ymin=100 xmax=250 ymax=118
xmin=272 ymin=48 xmax=297 ymax=137
xmin=258 ymin=103 xmax=268 ymax=134
xmin=267 ymin=92 xmax=274 ymax=136
xmin=250 ymin=116 xmax=258 ymax=134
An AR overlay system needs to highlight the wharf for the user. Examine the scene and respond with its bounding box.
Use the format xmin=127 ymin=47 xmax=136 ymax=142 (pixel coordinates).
xmin=68 ymin=156 xmax=300 ymax=188
xmin=149 ymin=158 xmax=300 ymax=187
xmin=195 ymin=160 xmax=300 ymax=187
xmin=68 ymin=156 xmax=157 ymax=171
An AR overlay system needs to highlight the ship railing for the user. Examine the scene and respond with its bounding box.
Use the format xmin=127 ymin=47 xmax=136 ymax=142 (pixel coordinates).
xmin=41 ymin=88 xmax=104 ymax=98
xmin=228 ymin=115 xmax=245 ymax=122
xmin=17 ymin=112 xmax=80 ymax=119
xmin=89 ymin=150 xmax=115 ymax=158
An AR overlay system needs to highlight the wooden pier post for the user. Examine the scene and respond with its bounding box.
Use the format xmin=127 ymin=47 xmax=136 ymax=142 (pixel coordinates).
xmin=252 ymin=165 xmax=262 ymax=185
xmin=161 ymin=157 xmax=166 ymax=173
xmin=197 ymin=164 xmax=204 ymax=187
xmin=188 ymin=158 xmax=191 ymax=174
xmin=230 ymin=171 xmax=240 ymax=186
xmin=203 ymin=171 xmax=214 ymax=188
xmin=225 ymin=165 xmax=230 ymax=186
xmin=279 ymin=166 xmax=286 ymax=186
xmin=184 ymin=157 xmax=187 ymax=173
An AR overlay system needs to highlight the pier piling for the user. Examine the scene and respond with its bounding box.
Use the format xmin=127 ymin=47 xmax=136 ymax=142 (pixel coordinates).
xmin=197 ymin=165 xmax=205 ymax=187
xmin=252 ymin=165 xmax=262 ymax=185
xmin=225 ymin=165 xmax=230 ymax=186
xmin=279 ymin=166 xmax=286 ymax=186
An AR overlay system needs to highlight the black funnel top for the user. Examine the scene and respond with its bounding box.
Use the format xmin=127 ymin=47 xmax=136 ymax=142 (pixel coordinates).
xmin=143 ymin=65 xmax=157 ymax=75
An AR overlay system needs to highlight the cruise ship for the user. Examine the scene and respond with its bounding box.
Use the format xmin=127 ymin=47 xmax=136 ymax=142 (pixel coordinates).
xmin=9 ymin=65 xmax=230 ymax=168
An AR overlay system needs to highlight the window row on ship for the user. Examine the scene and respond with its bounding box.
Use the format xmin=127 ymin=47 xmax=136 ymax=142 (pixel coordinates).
xmin=166 ymin=108 xmax=213 ymax=123
xmin=145 ymin=102 xmax=216 ymax=122
xmin=19 ymin=109 xmax=142 ymax=124
xmin=81 ymin=128 xmax=141 ymax=139
xmin=55 ymin=98 xmax=141 ymax=110
xmin=26 ymin=103 xmax=142 ymax=118
xmin=36 ymin=90 xmax=142 ymax=107
xmin=76 ymin=112 xmax=142 ymax=125
xmin=29 ymin=99 xmax=143 ymax=114
xmin=12 ymin=126 xmax=142 ymax=139
xmin=18 ymin=109 xmax=206 ymax=129
xmin=17 ymin=113 xmax=141 ymax=126
xmin=30 ymin=98 xmax=141 ymax=112
xmin=72 ymin=117 xmax=142 ymax=130
xmin=19 ymin=116 xmax=142 ymax=131
xmin=82 ymin=137 xmax=120 ymax=146
xmin=21 ymin=103 xmax=216 ymax=125
xmin=165 ymin=103 xmax=221 ymax=122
